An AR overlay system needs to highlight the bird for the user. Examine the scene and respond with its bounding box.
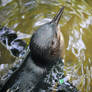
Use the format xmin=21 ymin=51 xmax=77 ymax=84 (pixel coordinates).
xmin=0 ymin=6 xmax=65 ymax=92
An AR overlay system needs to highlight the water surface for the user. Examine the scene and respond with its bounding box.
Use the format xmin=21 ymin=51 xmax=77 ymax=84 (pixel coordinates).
xmin=0 ymin=0 xmax=92 ymax=92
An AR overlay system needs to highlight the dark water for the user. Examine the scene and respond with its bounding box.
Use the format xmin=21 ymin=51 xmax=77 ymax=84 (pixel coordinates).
xmin=0 ymin=0 xmax=92 ymax=92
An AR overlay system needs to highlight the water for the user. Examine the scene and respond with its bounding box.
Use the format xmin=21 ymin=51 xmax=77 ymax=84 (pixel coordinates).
xmin=0 ymin=0 xmax=92 ymax=92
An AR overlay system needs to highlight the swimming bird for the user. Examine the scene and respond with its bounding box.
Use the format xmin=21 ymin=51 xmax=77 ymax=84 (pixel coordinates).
xmin=1 ymin=6 xmax=65 ymax=92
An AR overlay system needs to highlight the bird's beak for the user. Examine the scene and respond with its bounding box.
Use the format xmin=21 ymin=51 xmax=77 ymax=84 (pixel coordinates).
xmin=51 ymin=6 xmax=64 ymax=25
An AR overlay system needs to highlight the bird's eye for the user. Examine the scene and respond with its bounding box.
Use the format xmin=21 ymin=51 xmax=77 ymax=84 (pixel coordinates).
xmin=52 ymin=40 xmax=54 ymax=45
xmin=51 ymin=38 xmax=58 ymax=49
xmin=50 ymin=40 xmax=57 ymax=56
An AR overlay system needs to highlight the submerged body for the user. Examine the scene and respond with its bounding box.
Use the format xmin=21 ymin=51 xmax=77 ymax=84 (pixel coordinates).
xmin=1 ymin=53 xmax=46 ymax=92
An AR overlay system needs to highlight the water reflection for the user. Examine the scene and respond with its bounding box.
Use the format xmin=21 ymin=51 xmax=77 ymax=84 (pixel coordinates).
xmin=63 ymin=1 xmax=92 ymax=92
xmin=0 ymin=0 xmax=12 ymax=6
xmin=67 ymin=29 xmax=86 ymax=60
xmin=0 ymin=0 xmax=92 ymax=92
xmin=0 ymin=43 xmax=15 ymax=77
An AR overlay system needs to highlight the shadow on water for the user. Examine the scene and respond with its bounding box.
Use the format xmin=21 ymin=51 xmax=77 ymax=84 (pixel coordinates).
xmin=0 ymin=0 xmax=92 ymax=92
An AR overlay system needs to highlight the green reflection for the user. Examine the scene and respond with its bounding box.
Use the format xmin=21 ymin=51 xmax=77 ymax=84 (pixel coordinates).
xmin=0 ymin=43 xmax=15 ymax=76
